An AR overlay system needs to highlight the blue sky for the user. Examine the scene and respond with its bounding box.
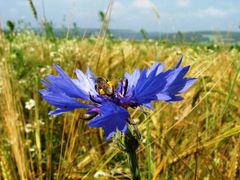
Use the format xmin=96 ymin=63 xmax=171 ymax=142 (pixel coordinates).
xmin=1 ymin=0 xmax=239 ymax=32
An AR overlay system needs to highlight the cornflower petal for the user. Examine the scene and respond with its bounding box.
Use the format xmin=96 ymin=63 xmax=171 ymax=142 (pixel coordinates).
xmin=49 ymin=107 xmax=78 ymax=115
xmin=75 ymin=68 xmax=97 ymax=96
xmin=135 ymin=64 xmax=161 ymax=94
xmin=143 ymin=102 xmax=154 ymax=110
xmin=165 ymin=77 xmax=197 ymax=94
xmin=125 ymin=68 xmax=141 ymax=90
xmin=175 ymin=55 xmax=183 ymax=68
xmin=43 ymin=65 xmax=89 ymax=100
xmin=39 ymin=90 xmax=91 ymax=109
xmin=146 ymin=62 xmax=164 ymax=76
xmin=39 ymin=65 xmax=94 ymax=114
xmin=125 ymin=57 xmax=196 ymax=106
xmin=88 ymin=102 xmax=129 ymax=140
xmin=86 ymin=67 xmax=97 ymax=82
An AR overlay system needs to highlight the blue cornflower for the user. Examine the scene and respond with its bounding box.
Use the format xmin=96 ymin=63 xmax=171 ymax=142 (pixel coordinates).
xmin=39 ymin=57 xmax=196 ymax=140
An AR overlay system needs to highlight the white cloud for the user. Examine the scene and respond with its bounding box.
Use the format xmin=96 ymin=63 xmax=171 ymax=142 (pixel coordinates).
xmin=132 ymin=0 xmax=154 ymax=9
xmin=112 ymin=1 xmax=126 ymax=18
xmin=177 ymin=0 xmax=190 ymax=8
xmin=194 ymin=7 xmax=228 ymax=17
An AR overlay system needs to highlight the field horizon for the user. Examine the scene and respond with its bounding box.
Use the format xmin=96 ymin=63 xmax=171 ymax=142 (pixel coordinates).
xmin=3 ymin=22 xmax=240 ymax=43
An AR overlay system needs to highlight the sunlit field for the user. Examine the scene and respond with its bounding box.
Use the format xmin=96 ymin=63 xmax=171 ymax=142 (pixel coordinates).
xmin=0 ymin=28 xmax=240 ymax=179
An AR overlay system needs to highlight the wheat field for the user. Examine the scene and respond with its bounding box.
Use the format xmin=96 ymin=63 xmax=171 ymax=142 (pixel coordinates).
xmin=0 ymin=28 xmax=240 ymax=179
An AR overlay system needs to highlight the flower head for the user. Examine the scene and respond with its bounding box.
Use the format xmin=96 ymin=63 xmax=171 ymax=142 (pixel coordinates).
xmin=39 ymin=57 xmax=196 ymax=140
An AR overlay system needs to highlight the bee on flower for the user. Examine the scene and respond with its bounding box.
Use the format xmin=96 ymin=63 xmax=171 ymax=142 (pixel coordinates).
xmin=39 ymin=56 xmax=196 ymax=140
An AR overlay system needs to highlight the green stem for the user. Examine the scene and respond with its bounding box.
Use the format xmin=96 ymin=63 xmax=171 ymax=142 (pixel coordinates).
xmin=124 ymin=129 xmax=141 ymax=180
xmin=127 ymin=149 xmax=140 ymax=180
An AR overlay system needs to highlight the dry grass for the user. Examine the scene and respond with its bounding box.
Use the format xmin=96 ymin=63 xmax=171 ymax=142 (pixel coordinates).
xmin=0 ymin=29 xmax=240 ymax=179
xmin=0 ymin=32 xmax=30 ymax=179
